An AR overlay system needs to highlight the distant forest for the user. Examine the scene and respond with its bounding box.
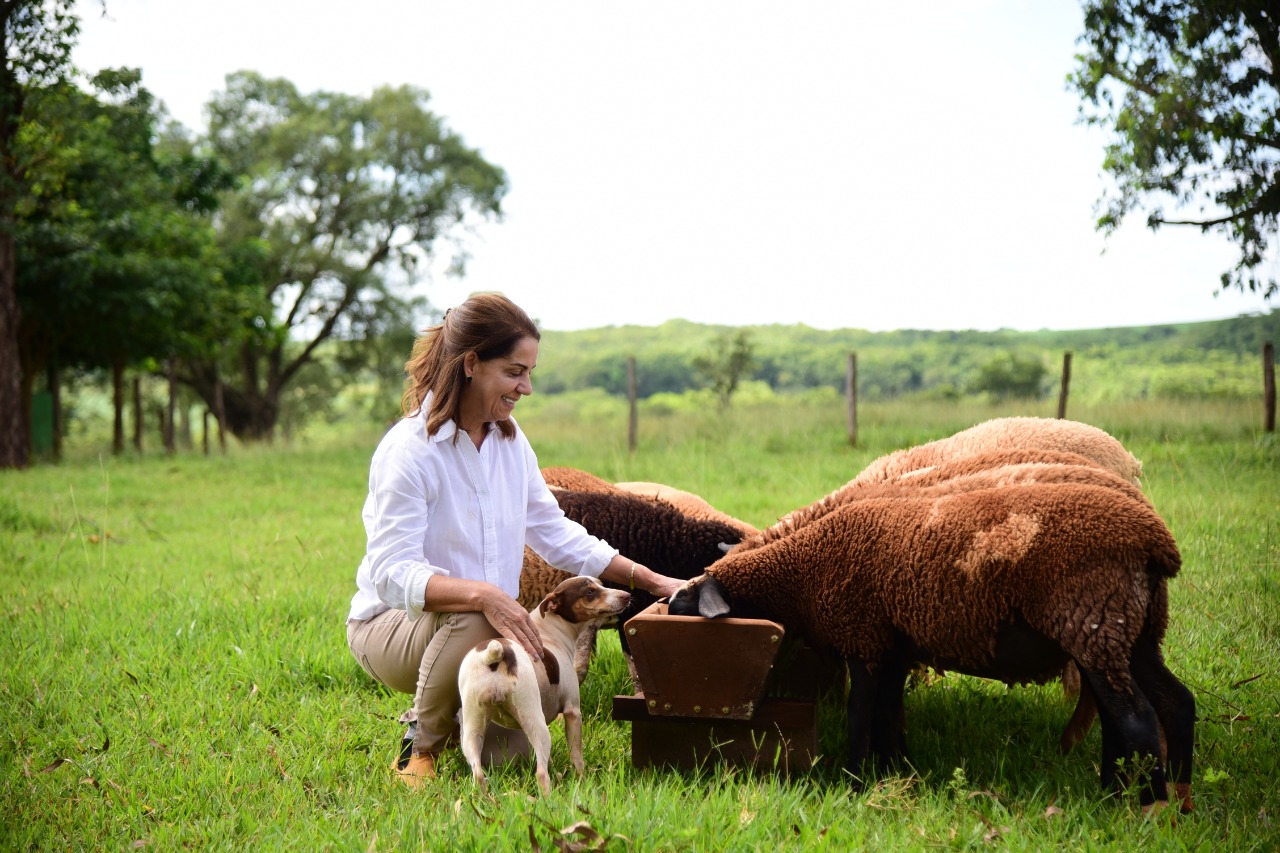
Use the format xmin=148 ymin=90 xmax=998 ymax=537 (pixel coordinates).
xmin=529 ymin=309 xmax=1280 ymax=404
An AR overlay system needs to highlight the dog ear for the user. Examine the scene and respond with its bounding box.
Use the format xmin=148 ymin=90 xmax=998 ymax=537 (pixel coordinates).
xmin=539 ymin=593 xmax=561 ymax=617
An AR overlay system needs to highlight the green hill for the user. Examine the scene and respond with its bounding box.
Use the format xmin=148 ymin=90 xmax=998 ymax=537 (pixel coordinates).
xmin=534 ymin=310 xmax=1279 ymax=404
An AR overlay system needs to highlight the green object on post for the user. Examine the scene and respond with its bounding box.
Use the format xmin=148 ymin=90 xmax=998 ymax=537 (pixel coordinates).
xmin=31 ymin=391 xmax=53 ymax=454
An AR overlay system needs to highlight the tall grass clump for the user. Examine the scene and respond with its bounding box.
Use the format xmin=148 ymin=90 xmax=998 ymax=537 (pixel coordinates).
xmin=2 ymin=398 xmax=1277 ymax=850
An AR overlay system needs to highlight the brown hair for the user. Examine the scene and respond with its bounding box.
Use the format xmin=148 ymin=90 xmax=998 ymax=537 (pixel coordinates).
xmin=401 ymin=293 xmax=541 ymax=440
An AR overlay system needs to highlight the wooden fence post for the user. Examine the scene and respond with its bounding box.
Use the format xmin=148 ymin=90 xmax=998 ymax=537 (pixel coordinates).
xmin=845 ymin=352 xmax=858 ymax=448
xmin=1057 ymin=351 xmax=1072 ymax=419
xmin=627 ymin=356 xmax=638 ymax=453
xmin=1264 ymin=342 xmax=1275 ymax=433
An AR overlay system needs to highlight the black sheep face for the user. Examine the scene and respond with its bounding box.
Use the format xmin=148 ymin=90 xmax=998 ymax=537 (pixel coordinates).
xmin=667 ymin=575 xmax=733 ymax=618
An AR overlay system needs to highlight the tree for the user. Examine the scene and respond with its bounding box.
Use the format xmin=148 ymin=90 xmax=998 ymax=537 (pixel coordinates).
xmin=191 ymin=72 xmax=507 ymax=441
xmin=16 ymin=69 xmax=235 ymax=454
xmin=0 ymin=0 xmax=79 ymax=468
xmin=693 ymin=329 xmax=757 ymax=407
xmin=969 ymin=351 xmax=1047 ymax=401
xmin=1071 ymin=1 xmax=1280 ymax=298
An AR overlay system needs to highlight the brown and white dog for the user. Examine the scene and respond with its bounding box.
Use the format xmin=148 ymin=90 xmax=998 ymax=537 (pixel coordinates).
xmin=457 ymin=575 xmax=630 ymax=794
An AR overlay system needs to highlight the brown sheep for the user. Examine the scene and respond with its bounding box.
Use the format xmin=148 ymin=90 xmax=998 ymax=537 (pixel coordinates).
xmin=747 ymin=448 xmax=1148 ymax=554
xmin=748 ymin=446 xmax=1151 ymax=751
xmin=614 ymin=480 xmax=759 ymax=538
xmin=541 ymin=466 xmax=623 ymax=494
xmin=853 ymin=417 xmax=1143 ymax=487
xmin=669 ymin=482 xmax=1195 ymax=813
xmin=517 ymin=488 xmax=744 ymax=651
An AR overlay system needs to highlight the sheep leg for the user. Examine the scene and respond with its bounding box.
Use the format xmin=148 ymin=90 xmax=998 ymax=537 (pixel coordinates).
xmin=1080 ymin=669 xmax=1169 ymax=809
xmin=1130 ymin=638 xmax=1195 ymax=813
xmin=867 ymin=655 xmax=911 ymax=774
xmin=845 ymin=660 xmax=880 ymax=789
xmin=1060 ymin=677 xmax=1097 ymax=754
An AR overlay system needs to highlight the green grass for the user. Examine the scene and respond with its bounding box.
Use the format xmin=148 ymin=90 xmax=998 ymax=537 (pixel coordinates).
xmin=3 ymin=398 xmax=1278 ymax=850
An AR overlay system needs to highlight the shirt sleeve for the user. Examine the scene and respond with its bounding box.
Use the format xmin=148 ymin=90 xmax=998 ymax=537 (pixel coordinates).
xmin=522 ymin=446 xmax=617 ymax=577
xmin=362 ymin=436 xmax=448 ymax=621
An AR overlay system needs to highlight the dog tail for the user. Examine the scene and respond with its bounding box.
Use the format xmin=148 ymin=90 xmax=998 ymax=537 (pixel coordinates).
xmin=480 ymin=639 xmax=506 ymax=667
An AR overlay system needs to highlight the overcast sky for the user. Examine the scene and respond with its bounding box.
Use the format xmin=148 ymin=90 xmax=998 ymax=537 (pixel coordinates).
xmin=71 ymin=0 xmax=1275 ymax=333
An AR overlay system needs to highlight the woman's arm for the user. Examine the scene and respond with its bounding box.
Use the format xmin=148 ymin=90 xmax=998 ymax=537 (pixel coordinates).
xmin=598 ymin=554 xmax=683 ymax=599
xmin=423 ymin=574 xmax=545 ymax=661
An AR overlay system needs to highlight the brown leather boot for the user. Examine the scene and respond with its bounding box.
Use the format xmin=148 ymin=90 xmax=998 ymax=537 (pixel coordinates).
xmin=394 ymin=752 xmax=437 ymax=788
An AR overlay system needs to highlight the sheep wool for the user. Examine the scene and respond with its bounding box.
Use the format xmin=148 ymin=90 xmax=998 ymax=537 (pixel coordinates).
xmin=709 ymin=482 xmax=1176 ymax=681
xmin=744 ymin=450 xmax=1148 ymax=554
xmin=541 ymin=466 xmax=622 ymax=494
xmin=679 ymin=480 xmax=1194 ymax=810
xmin=615 ymin=481 xmax=759 ymax=538
xmin=853 ymin=417 xmax=1143 ymax=487
xmin=517 ymin=488 xmax=743 ymax=614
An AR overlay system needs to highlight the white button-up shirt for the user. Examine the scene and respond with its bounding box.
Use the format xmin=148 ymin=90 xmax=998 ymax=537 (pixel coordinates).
xmin=347 ymin=406 xmax=617 ymax=623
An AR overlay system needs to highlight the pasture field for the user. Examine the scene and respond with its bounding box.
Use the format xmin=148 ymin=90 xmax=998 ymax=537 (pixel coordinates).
xmin=2 ymin=397 xmax=1277 ymax=850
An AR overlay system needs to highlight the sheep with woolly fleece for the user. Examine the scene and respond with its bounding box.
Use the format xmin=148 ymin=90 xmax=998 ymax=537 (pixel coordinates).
xmin=541 ymin=466 xmax=622 ymax=494
xmin=669 ymin=481 xmax=1195 ymax=812
xmin=853 ymin=416 xmax=1143 ymax=487
xmin=516 ymin=487 xmax=744 ymax=638
xmin=752 ymin=448 xmax=1148 ymax=553
xmin=739 ymin=448 xmax=1154 ymax=753
xmin=614 ymin=481 xmax=759 ymax=537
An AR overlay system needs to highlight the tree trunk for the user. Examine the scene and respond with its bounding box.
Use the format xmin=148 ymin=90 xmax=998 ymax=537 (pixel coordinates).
xmin=214 ymin=370 xmax=226 ymax=452
xmin=111 ymin=362 xmax=125 ymax=454
xmin=164 ymin=357 xmax=176 ymax=454
xmin=0 ymin=228 xmax=26 ymax=469
xmin=131 ymin=373 xmax=143 ymax=453
xmin=0 ymin=13 xmax=27 ymax=470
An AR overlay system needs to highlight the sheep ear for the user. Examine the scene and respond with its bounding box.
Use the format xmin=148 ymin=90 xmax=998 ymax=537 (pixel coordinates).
xmin=717 ymin=541 xmax=734 ymax=554
xmin=697 ymin=578 xmax=732 ymax=619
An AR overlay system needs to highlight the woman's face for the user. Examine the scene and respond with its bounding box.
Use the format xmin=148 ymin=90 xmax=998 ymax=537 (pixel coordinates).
xmin=461 ymin=336 xmax=538 ymax=426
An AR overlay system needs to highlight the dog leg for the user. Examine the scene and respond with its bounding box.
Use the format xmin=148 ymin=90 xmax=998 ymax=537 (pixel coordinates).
xmin=573 ymin=622 xmax=601 ymax=683
xmin=510 ymin=705 xmax=553 ymax=795
xmin=459 ymin=705 xmax=490 ymax=791
xmin=562 ymin=701 xmax=585 ymax=775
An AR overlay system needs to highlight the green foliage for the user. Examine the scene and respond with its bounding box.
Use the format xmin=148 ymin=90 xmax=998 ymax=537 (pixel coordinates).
xmin=195 ymin=72 xmax=507 ymax=441
xmin=540 ymin=310 xmax=1279 ymax=406
xmin=1 ymin=401 xmax=1277 ymax=848
xmin=16 ymin=70 xmax=230 ymax=380
xmin=970 ymin=351 xmax=1049 ymax=400
xmin=1070 ymin=0 xmax=1280 ymax=297
xmin=692 ymin=328 xmax=758 ymax=406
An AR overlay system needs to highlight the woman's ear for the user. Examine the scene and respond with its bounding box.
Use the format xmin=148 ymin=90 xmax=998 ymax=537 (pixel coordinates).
xmin=462 ymin=351 xmax=478 ymax=377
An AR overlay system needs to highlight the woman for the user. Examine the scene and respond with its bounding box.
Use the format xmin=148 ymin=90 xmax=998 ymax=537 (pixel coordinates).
xmin=346 ymin=293 xmax=683 ymax=787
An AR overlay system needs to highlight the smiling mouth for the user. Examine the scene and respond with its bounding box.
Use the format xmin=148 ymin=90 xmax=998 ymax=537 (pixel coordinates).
xmin=502 ymin=396 xmax=517 ymax=406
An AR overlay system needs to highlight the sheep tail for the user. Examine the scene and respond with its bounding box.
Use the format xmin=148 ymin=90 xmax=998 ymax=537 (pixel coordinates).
xmin=1149 ymin=536 xmax=1182 ymax=579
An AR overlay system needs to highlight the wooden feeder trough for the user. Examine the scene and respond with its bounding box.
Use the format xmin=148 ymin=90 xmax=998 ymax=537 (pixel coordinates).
xmin=611 ymin=601 xmax=833 ymax=774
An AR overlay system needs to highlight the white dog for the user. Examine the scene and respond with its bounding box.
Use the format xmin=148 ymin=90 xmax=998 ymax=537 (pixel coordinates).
xmin=457 ymin=575 xmax=631 ymax=793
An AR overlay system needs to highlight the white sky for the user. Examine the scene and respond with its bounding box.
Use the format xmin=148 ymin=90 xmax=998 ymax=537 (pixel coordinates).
xmin=72 ymin=0 xmax=1275 ymax=332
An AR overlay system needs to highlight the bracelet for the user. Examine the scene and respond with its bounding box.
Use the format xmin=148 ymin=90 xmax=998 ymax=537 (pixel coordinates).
xmin=628 ymin=561 xmax=637 ymax=590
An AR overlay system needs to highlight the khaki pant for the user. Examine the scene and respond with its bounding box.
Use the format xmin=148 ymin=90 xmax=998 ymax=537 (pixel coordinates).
xmin=347 ymin=609 xmax=529 ymax=761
